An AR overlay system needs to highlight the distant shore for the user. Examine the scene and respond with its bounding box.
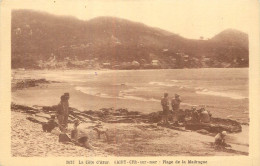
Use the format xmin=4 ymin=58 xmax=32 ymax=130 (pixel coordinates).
xmin=12 ymin=66 xmax=249 ymax=71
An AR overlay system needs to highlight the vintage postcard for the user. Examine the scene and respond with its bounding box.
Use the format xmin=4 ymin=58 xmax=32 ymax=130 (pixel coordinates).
xmin=0 ymin=0 xmax=259 ymax=166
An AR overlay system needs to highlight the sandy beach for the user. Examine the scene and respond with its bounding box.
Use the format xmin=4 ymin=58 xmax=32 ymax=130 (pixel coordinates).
xmin=11 ymin=111 xmax=109 ymax=157
xmin=11 ymin=109 xmax=248 ymax=157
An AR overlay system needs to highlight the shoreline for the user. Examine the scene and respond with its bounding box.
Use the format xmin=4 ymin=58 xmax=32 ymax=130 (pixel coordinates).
xmin=11 ymin=76 xmax=249 ymax=156
xmin=11 ymin=75 xmax=249 ymax=124
xmin=12 ymin=67 xmax=249 ymax=71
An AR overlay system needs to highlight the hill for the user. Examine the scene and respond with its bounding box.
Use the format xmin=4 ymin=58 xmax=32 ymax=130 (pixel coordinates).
xmin=11 ymin=10 xmax=249 ymax=69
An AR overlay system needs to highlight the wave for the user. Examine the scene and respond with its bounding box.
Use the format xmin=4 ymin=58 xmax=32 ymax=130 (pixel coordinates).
xmin=75 ymin=87 xmax=113 ymax=99
xmin=196 ymin=89 xmax=247 ymax=100
xmin=149 ymin=81 xmax=194 ymax=92
xmin=170 ymin=80 xmax=180 ymax=83
xmin=149 ymin=81 xmax=177 ymax=87
xmin=148 ymin=81 xmax=247 ymax=100
xmin=75 ymin=86 xmax=160 ymax=102
xmin=75 ymin=86 xmax=199 ymax=108
xmin=119 ymin=95 xmax=160 ymax=102
xmin=112 ymin=82 xmax=129 ymax=86
xmin=75 ymin=86 xmax=201 ymax=107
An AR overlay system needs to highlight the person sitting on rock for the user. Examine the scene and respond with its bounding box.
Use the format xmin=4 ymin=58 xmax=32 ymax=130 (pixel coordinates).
xmin=200 ymin=108 xmax=211 ymax=123
xmin=214 ymin=131 xmax=231 ymax=148
xmin=42 ymin=114 xmax=58 ymax=132
xmin=184 ymin=108 xmax=194 ymax=122
xmin=194 ymin=107 xmax=204 ymax=122
xmin=191 ymin=106 xmax=200 ymax=122
xmin=71 ymin=119 xmax=94 ymax=150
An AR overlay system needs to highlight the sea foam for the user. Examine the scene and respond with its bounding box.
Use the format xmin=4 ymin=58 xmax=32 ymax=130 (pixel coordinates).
xmin=196 ymin=88 xmax=247 ymax=100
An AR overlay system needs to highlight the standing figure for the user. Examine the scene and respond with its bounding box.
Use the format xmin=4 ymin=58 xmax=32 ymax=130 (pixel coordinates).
xmin=62 ymin=93 xmax=70 ymax=128
xmin=57 ymin=93 xmax=70 ymax=130
xmin=161 ymin=93 xmax=170 ymax=125
xmin=171 ymin=94 xmax=182 ymax=122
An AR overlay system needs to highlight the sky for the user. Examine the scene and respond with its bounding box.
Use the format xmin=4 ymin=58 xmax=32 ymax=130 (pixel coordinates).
xmin=7 ymin=0 xmax=259 ymax=39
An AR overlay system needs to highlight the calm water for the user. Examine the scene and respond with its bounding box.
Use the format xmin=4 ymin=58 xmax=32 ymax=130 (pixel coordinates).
xmin=12 ymin=68 xmax=249 ymax=123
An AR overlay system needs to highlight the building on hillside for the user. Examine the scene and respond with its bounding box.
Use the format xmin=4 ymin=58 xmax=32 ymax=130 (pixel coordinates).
xmin=171 ymin=58 xmax=177 ymax=64
xmin=102 ymin=63 xmax=111 ymax=68
xmin=140 ymin=59 xmax=147 ymax=65
xmin=201 ymin=57 xmax=211 ymax=62
xmin=152 ymin=60 xmax=160 ymax=66
xmin=162 ymin=48 xmax=169 ymax=52
xmin=132 ymin=61 xmax=140 ymax=67
xmin=182 ymin=54 xmax=189 ymax=59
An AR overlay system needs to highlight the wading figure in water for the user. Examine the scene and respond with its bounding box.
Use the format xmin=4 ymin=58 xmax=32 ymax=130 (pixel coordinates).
xmin=161 ymin=93 xmax=170 ymax=125
xmin=57 ymin=93 xmax=70 ymax=130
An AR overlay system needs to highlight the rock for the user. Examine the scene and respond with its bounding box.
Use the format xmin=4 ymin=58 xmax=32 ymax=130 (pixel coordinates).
xmin=115 ymin=108 xmax=128 ymax=115
xmin=11 ymin=103 xmax=39 ymax=115
xmin=26 ymin=117 xmax=45 ymax=124
xmin=42 ymin=105 xmax=58 ymax=112
xmin=147 ymin=111 xmax=162 ymax=123
xmin=12 ymin=79 xmax=50 ymax=90
xmin=12 ymin=103 xmax=243 ymax=135
xmin=106 ymin=118 xmax=135 ymax=123
xmin=185 ymin=117 xmax=242 ymax=133
xmin=11 ymin=103 xmax=38 ymax=111
xmin=196 ymin=129 xmax=210 ymax=135
xmin=127 ymin=111 xmax=140 ymax=115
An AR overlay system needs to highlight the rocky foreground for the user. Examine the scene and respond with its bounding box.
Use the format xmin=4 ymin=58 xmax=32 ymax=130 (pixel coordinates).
xmin=11 ymin=103 xmax=248 ymax=156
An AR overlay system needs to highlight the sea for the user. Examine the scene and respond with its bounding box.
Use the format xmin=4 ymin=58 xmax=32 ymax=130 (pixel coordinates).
xmin=12 ymin=68 xmax=249 ymax=123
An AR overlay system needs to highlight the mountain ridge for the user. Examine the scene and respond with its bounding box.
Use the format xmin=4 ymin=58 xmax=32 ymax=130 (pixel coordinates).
xmin=11 ymin=10 xmax=249 ymax=69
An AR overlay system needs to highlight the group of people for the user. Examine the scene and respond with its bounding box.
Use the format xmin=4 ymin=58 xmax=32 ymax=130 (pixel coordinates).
xmin=43 ymin=92 xmax=230 ymax=150
xmin=161 ymin=92 xmax=230 ymax=148
xmin=161 ymin=93 xmax=182 ymax=125
xmin=161 ymin=93 xmax=213 ymax=125
xmin=189 ymin=106 xmax=212 ymax=123
xmin=43 ymin=92 xmax=93 ymax=149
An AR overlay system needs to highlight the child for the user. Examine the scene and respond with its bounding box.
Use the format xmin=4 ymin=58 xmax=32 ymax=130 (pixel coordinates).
xmin=42 ymin=114 xmax=58 ymax=132
xmin=71 ymin=119 xmax=94 ymax=150
xmin=214 ymin=131 xmax=231 ymax=148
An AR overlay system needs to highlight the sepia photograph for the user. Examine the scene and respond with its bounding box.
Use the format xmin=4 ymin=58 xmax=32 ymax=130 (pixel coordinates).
xmin=1 ymin=0 xmax=260 ymax=165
